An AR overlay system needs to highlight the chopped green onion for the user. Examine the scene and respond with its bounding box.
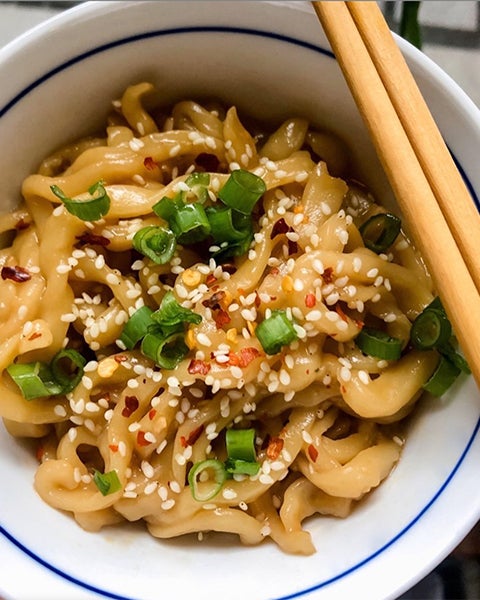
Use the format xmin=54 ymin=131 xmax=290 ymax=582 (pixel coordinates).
xmin=185 ymin=172 xmax=210 ymax=203
xmin=423 ymin=355 xmax=460 ymax=396
xmin=206 ymin=206 xmax=252 ymax=243
xmin=170 ymin=203 xmax=211 ymax=244
xmin=152 ymin=195 xmax=182 ymax=221
xmin=93 ymin=469 xmax=122 ymax=496
xmin=141 ymin=331 xmax=189 ymax=369
xmin=226 ymin=428 xmax=257 ymax=462
xmin=255 ymin=310 xmax=298 ymax=355
xmin=51 ymin=181 xmax=111 ymax=221
xmin=188 ymin=459 xmax=226 ymax=502
xmin=440 ymin=341 xmax=471 ymax=375
xmin=355 ymin=327 xmax=403 ymax=360
xmin=6 ymin=361 xmax=62 ymax=400
xmin=411 ymin=308 xmax=452 ymax=350
xmin=359 ymin=213 xmax=401 ymax=253
xmin=225 ymin=458 xmax=260 ymax=476
xmin=119 ymin=306 xmax=154 ymax=350
xmin=132 ymin=225 xmax=176 ymax=264
xmin=151 ymin=291 xmax=202 ymax=329
xmin=50 ymin=349 xmax=86 ymax=394
xmin=218 ymin=169 xmax=266 ymax=215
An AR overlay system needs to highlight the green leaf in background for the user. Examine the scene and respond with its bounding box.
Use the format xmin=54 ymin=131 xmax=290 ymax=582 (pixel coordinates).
xmin=400 ymin=1 xmax=422 ymax=49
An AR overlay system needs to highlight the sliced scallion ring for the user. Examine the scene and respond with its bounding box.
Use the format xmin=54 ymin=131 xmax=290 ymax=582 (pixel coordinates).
xmin=132 ymin=225 xmax=176 ymax=264
xmin=51 ymin=181 xmax=111 ymax=221
xmin=359 ymin=213 xmax=401 ymax=254
xmin=50 ymin=349 xmax=86 ymax=394
xmin=188 ymin=459 xmax=226 ymax=502
xmin=218 ymin=169 xmax=266 ymax=215
xmin=151 ymin=291 xmax=202 ymax=328
xmin=224 ymin=458 xmax=260 ymax=476
xmin=185 ymin=172 xmax=210 ymax=203
xmin=423 ymin=355 xmax=460 ymax=396
xmin=355 ymin=327 xmax=403 ymax=360
xmin=410 ymin=308 xmax=452 ymax=350
xmin=93 ymin=469 xmax=122 ymax=496
xmin=6 ymin=361 xmax=62 ymax=400
xmin=226 ymin=428 xmax=257 ymax=463
xmin=255 ymin=310 xmax=298 ymax=355
xmin=140 ymin=331 xmax=189 ymax=369
xmin=119 ymin=306 xmax=154 ymax=350
xmin=170 ymin=202 xmax=211 ymax=244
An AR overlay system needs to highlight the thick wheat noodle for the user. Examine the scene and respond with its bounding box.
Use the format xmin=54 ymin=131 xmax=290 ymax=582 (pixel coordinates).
xmin=0 ymin=83 xmax=440 ymax=555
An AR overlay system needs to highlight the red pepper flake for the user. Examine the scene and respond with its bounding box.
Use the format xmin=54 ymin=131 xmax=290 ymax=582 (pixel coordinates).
xmin=205 ymin=274 xmax=217 ymax=287
xmin=143 ymin=156 xmax=157 ymax=171
xmin=180 ymin=425 xmax=205 ymax=448
xmin=202 ymin=290 xmax=226 ymax=310
xmin=108 ymin=444 xmax=119 ymax=453
xmin=266 ymin=437 xmax=284 ymax=460
xmin=188 ymin=359 xmax=211 ymax=376
xmin=335 ymin=304 xmax=349 ymax=323
xmin=28 ymin=332 xmax=42 ymax=341
xmin=136 ymin=430 xmax=151 ymax=447
xmin=114 ymin=354 xmax=128 ymax=363
xmin=221 ymin=263 xmax=237 ymax=275
xmin=340 ymin=385 xmax=346 ymax=394
xmin=75 ymin=232 xmax=110 ymax=247
xmin=269 ymin=267 xmax=280 ymax=276
xmin=288 ymin=240 xmax=298 ymax=255
xmin=148 ymin=408 xmax=157 ymax=420
xmin=15 ymin=218 xmax=30 ymax=230
xmin=254 ymin=292 xmax=261 ymax=308
xmin=305 ymin=293 xmax=316 ymax=308
xmin=122 ymin=395 xmax=139 ymax=418
xmin=36 ymin=445 xmax=45 ymax=462
xmin=238 ymin=347 xmax=261 ymax=368
xmin=227 ymin=347 xmax=260 ymax=368
xmin=307 ymin=444 xmax=318 ymax=462
xmin=213 ymin=309 xmax=231 ymax=329
xmin=322 ymin=267 xmax=334 ymax=284
xmin=1 ymin=265 xmax=31 ymax=282
xmin=271 ymin=218 xmax=291 ymax=239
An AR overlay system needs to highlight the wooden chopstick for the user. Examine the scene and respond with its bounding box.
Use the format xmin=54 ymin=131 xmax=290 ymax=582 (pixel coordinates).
xmin=312 ymin=1 xmax=480 ymax=389
xmin=348 ymin=1 xmax=480 ymax=295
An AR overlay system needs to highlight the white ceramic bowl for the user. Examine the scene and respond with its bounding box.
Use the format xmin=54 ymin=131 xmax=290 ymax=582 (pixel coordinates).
xmin=1 ymin=2 xmax=479 ymax=599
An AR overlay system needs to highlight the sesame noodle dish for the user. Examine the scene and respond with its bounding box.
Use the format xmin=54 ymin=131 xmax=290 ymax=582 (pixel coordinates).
xmin=0 ymin=82 xmax=469 ymax=554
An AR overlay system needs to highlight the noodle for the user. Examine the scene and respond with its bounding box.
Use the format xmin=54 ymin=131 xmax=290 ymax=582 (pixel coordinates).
xmin=0 ymin=83 xmax=442 ymax=555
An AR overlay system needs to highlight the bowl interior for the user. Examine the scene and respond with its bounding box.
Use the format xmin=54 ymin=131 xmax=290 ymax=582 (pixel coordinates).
xmin=1 ymin=2 xmax=479 ymax=600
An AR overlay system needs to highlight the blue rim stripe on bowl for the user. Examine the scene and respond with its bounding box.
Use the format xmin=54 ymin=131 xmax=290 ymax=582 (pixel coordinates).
xmin=0 ymin=25 xmax=479 ymax=600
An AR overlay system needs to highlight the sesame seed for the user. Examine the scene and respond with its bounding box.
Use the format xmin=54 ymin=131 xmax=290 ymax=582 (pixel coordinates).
xmin=161 ymin=499 xmax=176 ymax=510
xmin=54 ymin=404 xmax=67 ymax=417
xmin=302 ymin=431 xmax=313 ymax=444
xmin=259 ymin=474 xmax=274 ymax=485
xmin=366 ymin=268 xmax=379 ymax=278
xmin=358 ymin=370 xmax=370 ymax=385
xmin=339 ymin=366 xmax=352 ymax=382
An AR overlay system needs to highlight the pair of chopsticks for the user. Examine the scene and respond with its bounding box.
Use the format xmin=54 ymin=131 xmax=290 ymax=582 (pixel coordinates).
xmin=312 ymin=1 xmax=480 ymax=389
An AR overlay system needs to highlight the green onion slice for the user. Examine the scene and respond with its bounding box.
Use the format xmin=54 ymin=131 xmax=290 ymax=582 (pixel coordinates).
xmin=410 ymin=308 xmax=452 ymax=350
xmin=185 ymin=172 xmax=210 ymax=203
xmin=218 ymin=170 xmax=266 ymax=215
xmin=359 ymin=213 xmax=401 ymax=253
xmin=355 ymin=327 xmax=403 ymax=360
xmin=51 ymin=181 xmax=111 ymax=221
xmin=225 ymin=458 xmax=260 ymax=476
xmin=226 ymin=428 xmax=257 ymax=462
xmin=6 ymin=362 xmax=62 ymax=400
xmin=423 ymin=355 xmax=460 ymax=396
xmin=206 ymin=206 xmax=251 ymax=243
xmin=255 ymin=310 xmax=298 ymax=355
xmin=141 ymin=331 xmax=189 ymax=369
xmin=132 ymin=225 xmax=176 ymax=264
xmin=440 ymin=341 xmax=471 ymax=374
xmin=50 ymin=349 xmax=86 ymax=394
xmin=152 ymin=195 xmax=183 ymax=221
xmin=93 ymin=469 xmax=122 ymax=496
xmin=170 ymin=203 xmax=211 ymax=244
xmin=151 ymin=291 xmax=202 ymax=329
xmin=119 ymin=306 xmax=154 ymax=350
xmin=188 ymin=459 xmax=226 ymax=502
